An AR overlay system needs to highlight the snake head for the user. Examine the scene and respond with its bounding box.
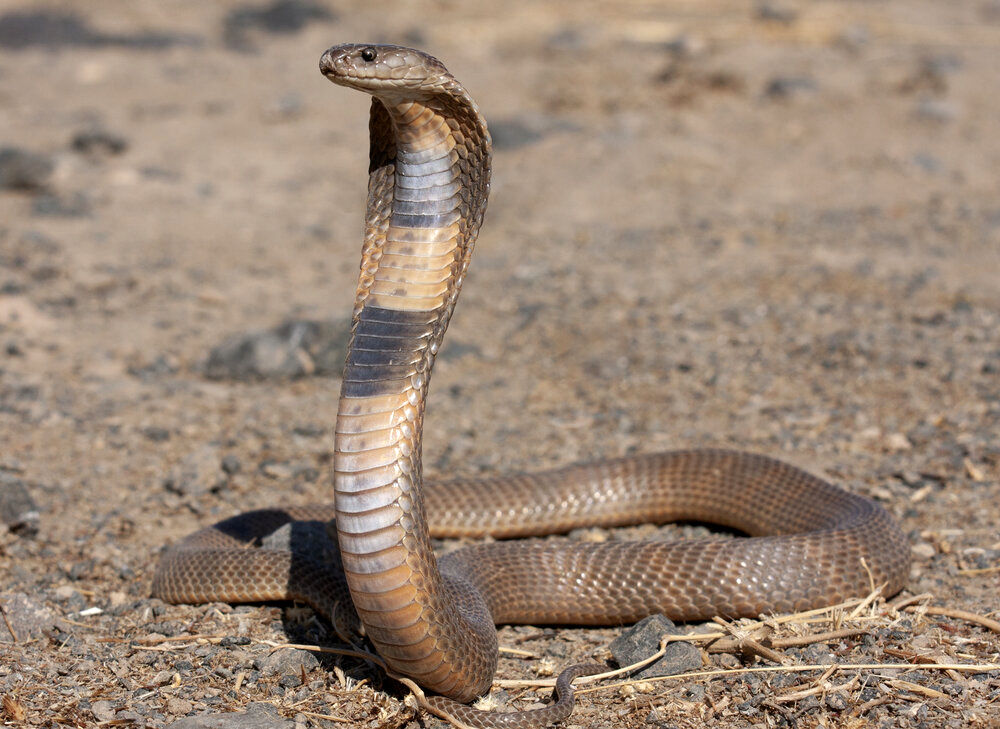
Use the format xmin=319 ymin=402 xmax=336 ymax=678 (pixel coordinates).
xmin=319 ymin=43 xmax=453 ymax=99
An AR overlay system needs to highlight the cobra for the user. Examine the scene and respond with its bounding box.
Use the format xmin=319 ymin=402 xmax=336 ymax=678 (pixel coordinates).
xmin=152 ymin=43 xmax=910 ymax=728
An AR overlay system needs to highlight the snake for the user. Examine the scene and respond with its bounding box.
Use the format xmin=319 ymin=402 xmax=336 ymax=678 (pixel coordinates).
xmin=151 ymin=43 xmax=911 ymax=728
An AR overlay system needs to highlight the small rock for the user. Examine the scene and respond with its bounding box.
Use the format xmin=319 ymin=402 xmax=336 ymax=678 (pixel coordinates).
xmin=0 ymin=592 xmax=58 ymax=641
xmin=764 ymin=76 xmax=817 ymax=99
xmin=609 ymin=614 xmax=702 ymax=678
xmin=258 ymin=647 xmax=319 ymax=676
xmin=166 ymin=702 xmax=294 ymax=728
xmin=0 ymin=147 xmax=53 ymax=191
xmin=264 ymin=92 xmax=303 ymax=121
xmin=31 ymin=191 xmax=91 ymax=217
xmin=142 ymin=426 xmax=171 ymax=442
xmin=92 ymin=700 xmax=116 ymax=722
xmin=260 ymin=460 xmax=295 ymax=479
xmin=71 ymin=128 xmax=128 ymax=156
xmin=836 ymin=24 xmax=869 ymax=52
xmin=755 ymin=1 xmax=797 ymax=24
xmin=223 ymin=0 xmax=334 ymax=50
xmin=826 ymin=692 xmax=849 ymax=711
xmin=203 ymin=318 xmax=350 ymax=380
xmin=164 ymin=445 xmax=224 ymax=496
xmin=0 ymin=472 xmax=39 ymax=536
xmin=914 ymin=98 xmax=959 ymax=122
xmin=884 ymin=432 xmax=912 ymax=452
xmin=165 ymin=698 xmax=193 ymax=715
xmin=220 ymin=455 xmax=242 ymax=475
xmin=489 ymin=113 xmax=579 ymax=151
xmin=911 ymin=541 xmax=936 ymax=560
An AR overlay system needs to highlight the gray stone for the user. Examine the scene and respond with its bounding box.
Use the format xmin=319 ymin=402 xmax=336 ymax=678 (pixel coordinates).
xmin=258 ymin=647 xmax=320 ymax=676
xmin=71 ymin=128 xmax=128 ymax=156
xmin=0 ymin=147 xmax=53 ymax=191
xmin=609 ymin=614 xmax=702 ymax=678
xmin=0 ymin=473 xmax=39 ymax=536
xmin=764 ymin=76 xmax=818 ymax=99
xmin=222 ymin=0 xmax=334 ymax=51
xmin=166 ymin=702 xmax=294 ymax=728
xmin=0 ymin=592 xmax=58 ymax=641
xmin=203 ymin=318 xmax=350 ymax=380
xmin=31 ymin=192 xmax=91 ymax=217
xmin=915 ymin=98 xmax=959 ymax=122
xmin=164 ymin=445 xmax=224 ymax=496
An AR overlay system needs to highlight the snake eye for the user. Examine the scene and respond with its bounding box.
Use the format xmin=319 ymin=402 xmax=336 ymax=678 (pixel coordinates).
xmin=360 ymin=47 xmax=377 ymax=62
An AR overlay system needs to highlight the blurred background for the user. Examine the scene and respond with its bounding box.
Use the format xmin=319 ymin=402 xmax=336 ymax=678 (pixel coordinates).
xmin=1 ymin=0 xmax=998 ymax=726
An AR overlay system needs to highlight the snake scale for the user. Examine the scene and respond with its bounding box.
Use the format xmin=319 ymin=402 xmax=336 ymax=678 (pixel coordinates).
xmin=152 ymin=44 xmax=911 ymax=728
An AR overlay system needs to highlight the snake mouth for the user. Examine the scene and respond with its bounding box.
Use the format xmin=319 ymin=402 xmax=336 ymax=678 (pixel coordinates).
xmin=319 ymin=43 xmax=451 ymax=98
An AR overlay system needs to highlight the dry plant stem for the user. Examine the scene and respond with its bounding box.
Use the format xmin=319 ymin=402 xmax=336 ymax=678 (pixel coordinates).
xmin=958 ymin=565 xmax=1000 ymax=575
xmin=711 ymin=616 xmax=788 ymax=664
xmin=908 ymin=605 xmax=1000 ymax=633
xmin=0 ymin=601 xmax=18 ymax=643
xmin=888 ymin=592 xmax=936 ymax=610
xmin=573 ymin=661 xmax=1000 ymax=697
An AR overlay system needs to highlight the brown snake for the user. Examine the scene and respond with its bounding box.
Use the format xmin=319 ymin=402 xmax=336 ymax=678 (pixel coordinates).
xmin=152 ymin=44 xmax=911 ymax=728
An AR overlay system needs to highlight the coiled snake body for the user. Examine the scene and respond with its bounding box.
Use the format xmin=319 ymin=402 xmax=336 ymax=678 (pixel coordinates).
xmin=152 ymin=44 xmax=910 ymax=728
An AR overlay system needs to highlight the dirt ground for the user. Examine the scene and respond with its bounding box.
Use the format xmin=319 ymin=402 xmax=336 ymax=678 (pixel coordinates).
xmin=1 ymin=0 xmax=998 ymax=727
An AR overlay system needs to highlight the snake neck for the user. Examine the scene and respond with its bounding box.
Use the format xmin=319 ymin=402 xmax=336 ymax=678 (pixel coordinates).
xmin=333 ymin=90 xmax=495 ymax=700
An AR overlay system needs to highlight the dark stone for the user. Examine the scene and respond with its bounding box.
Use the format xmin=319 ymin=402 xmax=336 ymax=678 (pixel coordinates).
xmin=31 ymin=192 xmax=91 ymax=218
xmin=258 ymin=647 xmax=320 ymax=676
xmin=291 ymin=424 xmax=324 ymax=438
xmin=71 ymin=128 xmax=128 ymax=156
xmin=764 ymin=76 xmax=818 ymax=99
xmin=163 ymin=445 xmax=224 ymax=496
xmin=0 ymin=147 xmax=53 ymax=191
xmin=165 ymin=702 xmax=294 ymax=728
xmin=0 ymin=10 xmax=201 ymax=51
xmin=203 ymin=318 xmax=350 ymax=380
xmin=220 ymin=455 xmax=242 ymax=475
xmin=0 ymin=472 xmax=39 ymax=536
xmin=826 ymin=692 xmax=849 ymax=711
xmin=915 ymin=98 xmax=959 ymax=122
xmin=609 ymin=614 xmax=702 ymax=678
xmin=142 ymin=426 xmax=171 ymax=442
xmin=222 ymin=0 xmax=334 ymax=51
xmin=0 ymin=592 xmax=58 ymax=641
xmin=755 ymin=2 xmax=798 ymax=24
xmin=489 ymin=114 xmax=580 ymax=151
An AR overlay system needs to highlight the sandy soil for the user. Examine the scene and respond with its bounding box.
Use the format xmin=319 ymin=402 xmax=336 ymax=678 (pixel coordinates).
xmin=1 ymin=1 xmax=998 ymax=727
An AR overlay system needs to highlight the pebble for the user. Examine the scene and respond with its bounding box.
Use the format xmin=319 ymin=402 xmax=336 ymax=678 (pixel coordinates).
xmin=220 ymin=455 xmax=242 ymax=475
xmin=755 ymin=1 xmax=798 ymax=24
xmin=0 ymin=146 xmax=53 ymax=191
xmin=914 ymin=98 xmax=959 ymax=122
xmin=609 ymin=614 xmax=702 ymax=679
xmin=163 ymin=445 xmax=225 ymax=496
xmin=142 ymin=426 xmax=171 ymax=442
xmin=71 ymin=128 xmax=128 ymax=156
xmin=203 ymin=318 xmax=350 ymax=380
xmin=826 ymin=692 xmax=849 ymax=711
xmin=91 ymin=700 xmax=116 ymax=722
xmin=258 ymin=647 xmax=319 ymax=676
xmin=31 ymin=192 xmax=91 ymax=217
xmin=222 ymin=0 xmax=334 ymax=50
xmin=0 ymin=592 xmax=58 ymax=641
xmin=764 ymin=76 xmax=818 ymax=99
xmin=166 ymin=702 xmax=293 ymax=728
xmin=165 ymin=698 xmax=193 ymax=715
xmin=0 ymin=472 xmax=39 ymax=536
